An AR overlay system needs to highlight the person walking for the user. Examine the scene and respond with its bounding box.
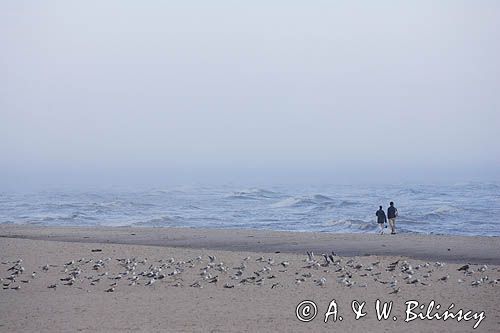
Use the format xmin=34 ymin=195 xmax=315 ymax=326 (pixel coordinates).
xmin=376 ymin=206 xmax=387 ymax=235
xmin=387 ymin=201 xmax=398 ymax=234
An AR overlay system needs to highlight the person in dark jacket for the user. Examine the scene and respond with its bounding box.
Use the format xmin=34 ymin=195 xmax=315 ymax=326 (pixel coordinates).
xmin=387 ymin=202 xmax=398 ymax=234
xmin=376 ymin=206 xmax=387 ymax=235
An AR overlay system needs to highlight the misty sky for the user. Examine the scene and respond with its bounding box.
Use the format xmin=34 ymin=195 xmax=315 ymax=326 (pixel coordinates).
xmin=1 ymin=1 xmax=499 ymax=189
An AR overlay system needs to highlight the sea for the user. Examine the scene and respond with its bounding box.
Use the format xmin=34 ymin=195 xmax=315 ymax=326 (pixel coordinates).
xmin=1 ymin=182 xmax=499 ymax=236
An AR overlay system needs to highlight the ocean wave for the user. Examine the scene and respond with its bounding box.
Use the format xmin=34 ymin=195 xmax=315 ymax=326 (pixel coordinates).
xmin=397 ymin=188 xmax=424 ymax=195
xmin=338 ymin=200 xmax=359 ymax=207
xmin=312 ymin=194 xmax=334 ymax=201
xmin=226 ymin=188 xmax=280 ymax=200
xmin=270 ymin=195 xmax=358 ymax=209
xmin=132 ymin=216 xmax=178 ymax=227
xmin=416 ymin=205 xmax=462 ymax=220
xmin=270 ymin=197 xmax=317 ymax=208
xmin=430 ymin=205 xmax=460 ymax=214
xmin=325 ymin=219 xmax=377 ymax=232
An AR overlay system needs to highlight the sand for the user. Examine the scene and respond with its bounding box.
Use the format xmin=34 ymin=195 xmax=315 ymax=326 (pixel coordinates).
xmin=1 ymin=226 xmax=499 ymax=332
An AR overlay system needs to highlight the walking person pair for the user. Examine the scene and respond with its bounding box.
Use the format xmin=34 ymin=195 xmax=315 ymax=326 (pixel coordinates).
xmin=376 ymin=202 xmax=398 ymax=235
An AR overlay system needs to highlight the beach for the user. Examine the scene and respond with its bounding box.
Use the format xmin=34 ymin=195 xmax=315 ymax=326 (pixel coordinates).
xmin=1 ymin=226 xmax=499 ymax=332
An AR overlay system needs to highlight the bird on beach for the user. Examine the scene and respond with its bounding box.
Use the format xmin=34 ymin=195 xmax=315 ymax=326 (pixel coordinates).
xmin=190 ymin=281 xmax=202 ymax=288
xmin=321 ymin=254 xmax=331 ymax=267
xmin=207 ymin=276 xmax=218 ymax=283
xmin=315 ymin=277 xmax=327 ymax=287
xmin=471 ymin=280 xmax=482 ymax=286
xmin=389 ymin=288 xmax=400 ymax=294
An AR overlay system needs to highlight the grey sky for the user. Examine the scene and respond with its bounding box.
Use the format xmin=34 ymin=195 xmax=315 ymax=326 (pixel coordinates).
xmin=1 ymin=1 xmax=499 ymax=188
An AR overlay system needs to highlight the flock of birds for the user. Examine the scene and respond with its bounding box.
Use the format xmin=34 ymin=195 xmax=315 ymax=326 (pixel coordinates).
xmin=2 ymin=251 xmax=499 ymax=294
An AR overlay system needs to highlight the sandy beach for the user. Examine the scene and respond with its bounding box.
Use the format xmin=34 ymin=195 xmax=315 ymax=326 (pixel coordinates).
xmin=1 ymin=226 xmax=499 ymax=332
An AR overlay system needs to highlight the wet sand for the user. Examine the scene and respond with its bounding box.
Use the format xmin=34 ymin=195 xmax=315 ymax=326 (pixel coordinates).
xmin=1 ymin=225 xmax=499 ymax=264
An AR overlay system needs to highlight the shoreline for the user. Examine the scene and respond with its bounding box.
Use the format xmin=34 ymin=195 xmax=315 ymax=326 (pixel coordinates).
xmin=1 ymin=225 xmax=499 ymax=264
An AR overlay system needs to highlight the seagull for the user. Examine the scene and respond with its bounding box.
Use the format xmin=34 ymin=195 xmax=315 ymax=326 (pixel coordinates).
xmin=207 ymin=276 xmax=218 ymax=283
xmin=7 ymin=264 xmax=19 ymax=271
xmin=233 ymin=263 xmax=246 ymax=270
xmin=457 ymin=264 xmax=469 ymax=271
xmin=408 ymin=278 xmax=420 ymax=284
xmin=60 ymin=276 xmax=75 ymax=282
xmin=389 ymin=288 xmax=400 ymax=294
xmin=321 ymin=254 xmax=330 ymax=266
xmin=190 ymin=281 xmax=202 ymax=288
xmin=105 ymin=287 xmax=115 ymax=292
xmin=315 ymin=277 xmax=327 ymax=286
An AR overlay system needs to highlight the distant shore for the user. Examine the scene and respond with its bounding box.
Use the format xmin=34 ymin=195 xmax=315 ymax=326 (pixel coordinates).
xmin=1 ymin=225 xmax=499 ymax=264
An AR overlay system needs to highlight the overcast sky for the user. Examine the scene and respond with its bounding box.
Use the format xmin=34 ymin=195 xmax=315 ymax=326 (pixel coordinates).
xmin=1 ymin=1 xmax=499 ymax=189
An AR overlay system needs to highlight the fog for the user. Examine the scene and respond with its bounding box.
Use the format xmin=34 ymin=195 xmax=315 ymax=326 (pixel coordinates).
xmin=1 ymin=1 xmax=499 ymax=189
